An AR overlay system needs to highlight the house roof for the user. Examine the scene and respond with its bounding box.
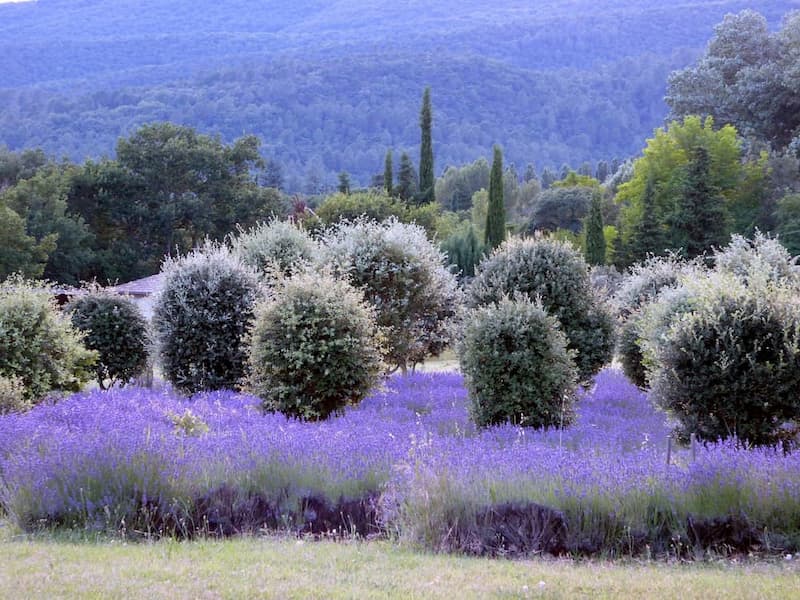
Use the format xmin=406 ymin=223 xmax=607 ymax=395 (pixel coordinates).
xmin=107 ymin=273 xmax=164 ymax=297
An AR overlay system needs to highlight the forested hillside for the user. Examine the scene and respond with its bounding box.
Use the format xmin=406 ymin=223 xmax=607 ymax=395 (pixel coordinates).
xmin=0 ymin=0 xmax=797 ymax=188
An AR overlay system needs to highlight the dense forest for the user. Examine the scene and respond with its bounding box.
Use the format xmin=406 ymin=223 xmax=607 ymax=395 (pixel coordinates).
xmin=1 ymin=0 xmax=797 ymax=188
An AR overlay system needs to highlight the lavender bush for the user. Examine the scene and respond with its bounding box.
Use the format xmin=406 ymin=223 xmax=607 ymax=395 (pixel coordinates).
xmin=1 ymin=370 xmax=799 ymax=556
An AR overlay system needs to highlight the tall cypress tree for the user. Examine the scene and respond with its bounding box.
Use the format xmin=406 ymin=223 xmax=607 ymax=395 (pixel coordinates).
xmin=585 ymin=189 xmax=606 ymax=265
xmin=418 ymin=87 xmax=435 ymax=204
xmin=677 ymin=146 xmax=727 ymax=259
xmin=384 ymin=149 xmax=393 ymax=196
xmin=485 ymin=145 xmax=506 ymax=251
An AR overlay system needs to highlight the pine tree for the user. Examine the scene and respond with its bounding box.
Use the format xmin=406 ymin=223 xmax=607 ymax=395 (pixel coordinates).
xmin=540 ymin=167 xmax=557 ymax=190
xmin=396 ymin=152 xmax=418 ymax=202
xmin=627 ymin=174 xmax=664 ymax=263
xmin=418 ymin=87 xmax=435 ymax=204
xmin=595 ymin=160 xmax=609 ymax=183
xmin=485 ymin=145 xmax=506 ymax=251
xmin=337 ymin=171 xmax=351 ymax=195
xmin=384 ymin=149 xmax=393 ymax=196
xmin=523 ymin=163 xmax=538 ymax=182
xmin=584 ymin=189 xmax=606 ymax=265
xmin=676 ymin=146 xmax=727 ymax=259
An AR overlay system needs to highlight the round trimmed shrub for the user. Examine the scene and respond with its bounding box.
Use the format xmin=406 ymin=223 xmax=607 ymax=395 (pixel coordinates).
xmin=613 ymin=254 xmax=688 ymax=319
xmin=458 ymin=296 xmax=577 ymax=428
xmin=317 ymin=217 xmax=460 ymax=372
xmin=0 ymin=275 xmax=96 ymax=403
xmin=67 ymin=289 xmax=149 ymax=389
xmin=650 ymin=275 xmax=800 ymax=446
xmin=153 ymin=242 xmax=260 ymax=393
xmin=231 ymin=218 xmax=317 ymax=285
xmin=468 ymin=236 xmax=614 ymax=381
xmin=248 ymin=271 xmax=384 ymax=421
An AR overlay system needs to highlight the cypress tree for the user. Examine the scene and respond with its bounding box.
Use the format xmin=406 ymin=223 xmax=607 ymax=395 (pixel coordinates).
xmin=540 ymin=167 xmax=556 ymax=190
xmin=585 ymin=189 xmax=606 ymax=265
xmin=485 ymin=145 xmax=506 ymax=251
xmin=384 ymin=149 xmax=393 ymax=196
xmin=677 ymin=146 xmax=727 ymax=259
xmin=396 ymin=152 xmax=418 ymax=202
xmin=418 ymin=87 xmax=435 ymax=204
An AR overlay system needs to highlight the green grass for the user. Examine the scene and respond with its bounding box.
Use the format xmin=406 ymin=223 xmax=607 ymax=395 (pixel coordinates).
xmin=1 ymin=522 xmax=798 ymax=599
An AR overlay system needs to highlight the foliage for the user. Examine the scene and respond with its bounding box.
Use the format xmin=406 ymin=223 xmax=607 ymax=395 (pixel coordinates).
xmin=650 ymin=274 xmax=800 ymax=446
xmin=441 ymin=222 xmax=484 ymax=279
xmin=529 ymin=186 xmax=593 ymax=234
xmin=458 ymin=296 xmax=576 ymax=428
xmin=0 ymin=201 xmax=53 ymax=280
xmin=713 ymin=231 xmax=800 ymax=286
xmin=395 ymin=153 xmax=418 ymax=202
xmin=231 ymin=218 xmax=317 ymax=285
xmin=417 ymin=88 xmax=435 ymax=205
xmin=435 ymin=158 xmax=490 ymax=212
xmin=0 ymin=374 xmax=30 ymax=415
xmin=618 ymin=312 xmax=648 ymax=389
xmin=776 ymin=194 xmax=800 ymax=256
xmin=468 ymin=236 xmax=615 ymax=381
xmin=1 ymin=163 xmax=95 ymax=285
xmin=584 ymin=190 xmax=606 ymax=266
xmin=614 ymin=116 xmax=760 ymax=265
xmin=484 ymin=146 xmax=506 ymax=251
xmin=317 ymin=218 xmax=460 ymax=372
xmin=248 ymin=271 xmax=385 ymax=421
xmin=152 ymin=242 xmax=260 ymax=393
xmin=383 ymin=149 xmax=393 ymax=196
xmin=67 ymin=289 xmax=150 ymax=389
xmin=667 ymin=9 xmax=800 ymax=148
xmin=613 ymin=254 xmax=690 ymax=319
xmin=0 ymin=275 xmax=96 ymax=403
xmin=674 ymin=145 xmax=728 ymax=258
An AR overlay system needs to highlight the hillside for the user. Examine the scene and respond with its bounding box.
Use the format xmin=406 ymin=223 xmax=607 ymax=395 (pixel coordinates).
xmin=1 ymin=0 xmax=798 ymax=189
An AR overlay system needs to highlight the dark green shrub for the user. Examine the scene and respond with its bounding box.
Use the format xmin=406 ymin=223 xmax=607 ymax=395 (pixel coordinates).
xmin=152 ymin=242 xmax=260 ymax=393
xmin=468 ymin=236 xmax=614 ymax=381
xmin=618 ymin=312 xmax=648 ymax=388
xmin=67 ymin=290 xmax=149 ymax=389
xmin=458 ymin=296 xmax=577 ymax=428
xmin=248 ymin=271 xmax=384 ymax=421
xmin=650 ymin=275 xmax=800 ymax=446
xmin=318 ymin=218 xmax=460 ymax=373
xmin=231 ymin=218 xmax=317 ymax=285
xmin=0 ymin=275 xmax=96 ymax=403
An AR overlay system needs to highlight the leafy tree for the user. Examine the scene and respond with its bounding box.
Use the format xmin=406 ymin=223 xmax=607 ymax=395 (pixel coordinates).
xmin=529 ymin=186 xmax=592 ymax=234
xmin=0 ymin=202 xmax=54 ymax=279
xmin=523 ymin=163 xmax=538 ymax=182
xmin=584 ymin=190 xmax=605 ymax=265
xmin=485 ymin=145 xmax=506 ymax=251
xmin=666 ymin=10 xmax=800 ymax=149
xmin=615 ymin=116 xmax=755 ymax=260
xmin=0 ymin=146 xmax=48 ymax=190
xmin=396 ymin=152 xmax=418 ymax=202
xmin=1 ymin=164 xmax=95 ymax=285
xmin=674 ymin=146 xmax=728 ymax=259
xmin=384 ymin=149 xmax=393 ymax=196
xmin=418 ymin=87 xmax=435 ymax=204
xmin=435 ymin=158 xmax=490 ymax=212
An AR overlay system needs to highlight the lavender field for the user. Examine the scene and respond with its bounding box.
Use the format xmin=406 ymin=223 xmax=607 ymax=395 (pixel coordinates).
xmin=1 ymin=369 xmax=799 ymax=557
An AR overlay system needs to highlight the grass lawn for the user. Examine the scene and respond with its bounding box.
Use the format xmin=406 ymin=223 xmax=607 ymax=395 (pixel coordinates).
xmin=1 ymin=523 xmax=799 ymax=599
